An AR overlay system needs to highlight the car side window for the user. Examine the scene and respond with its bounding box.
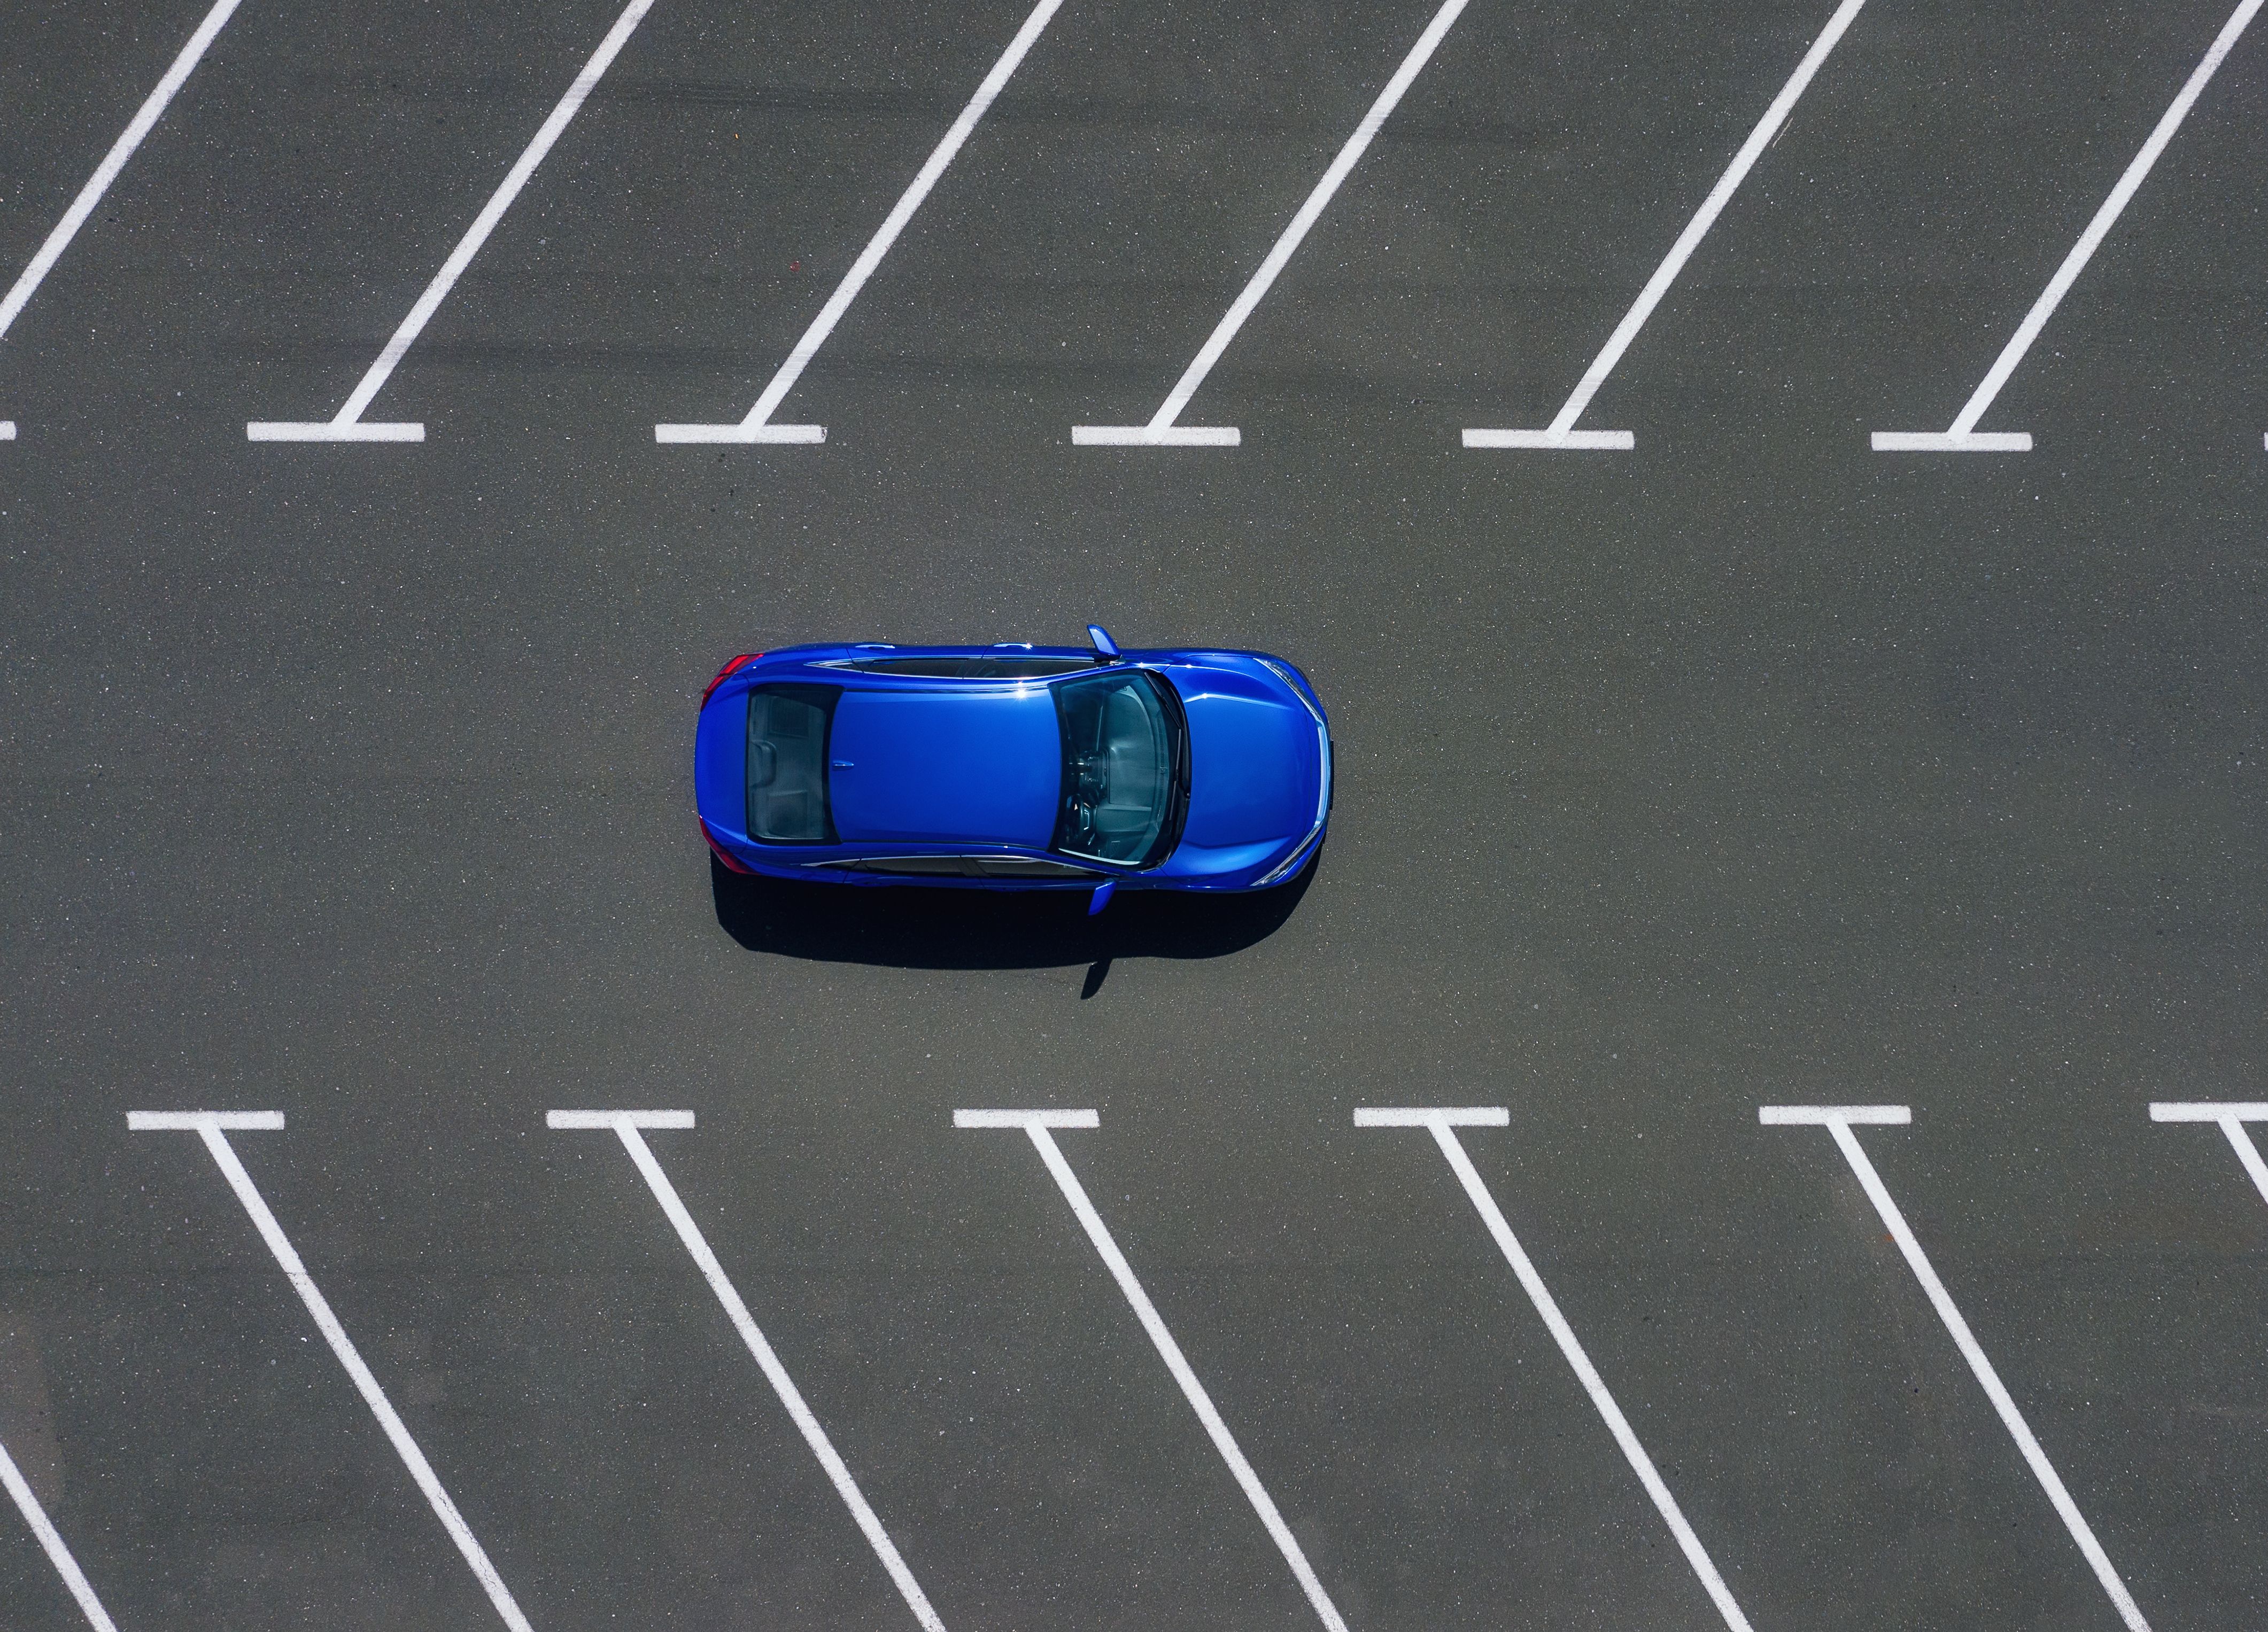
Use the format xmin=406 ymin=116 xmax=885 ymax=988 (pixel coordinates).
xmin=848 ymin=657 xmax=1093 ymax=679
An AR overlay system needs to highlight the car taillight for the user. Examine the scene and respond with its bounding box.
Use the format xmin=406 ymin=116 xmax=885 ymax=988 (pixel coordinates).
xmin=700 ymin=818 xmax=755 ymax=874
xmin=701 ymin=652 xmax=762 ymax=705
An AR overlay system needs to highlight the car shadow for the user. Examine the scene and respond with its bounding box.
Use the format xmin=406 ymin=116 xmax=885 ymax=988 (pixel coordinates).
xmin=710 ymin=853 xmax=1317 ymax=975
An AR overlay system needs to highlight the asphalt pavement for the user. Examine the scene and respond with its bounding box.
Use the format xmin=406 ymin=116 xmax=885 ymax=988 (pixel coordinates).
xmin=2 ymin=0 xmax=2266 ymax=1628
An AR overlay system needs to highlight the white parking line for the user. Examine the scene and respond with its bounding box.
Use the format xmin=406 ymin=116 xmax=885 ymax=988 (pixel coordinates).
xmin=1073 ymin=0 xmax=1472 ymax=448
xmin=1464 ymin=0 xmax=1869 ymax=451
xmin=955 ymin=1109 xmax=1351 ymax=1632
xmin=0 ymin=0 xmax=247 ymax=444
xmin=0 ymin=1437 xmax=120 ymax=1632
xmin=1761 ymin=1105 xmax=2153 ymax=1632
xmin=247 ymin=0 xmax=659 ymax=444
xmin=2150 ymin=1102 xmax=2268 ymax=1208
xmin=655 ymin=0 xmax=1067 ymax=445
xmin=1873 ymin=0 xmax=2261 ymax=453
xmin=1355 ymin=1108 xmax=1756 ymax=1632
xmin=128 ymin=1112 xmax=536 ymax=1632
xmin=546 ymin=1111 xmax=947 ymax=1631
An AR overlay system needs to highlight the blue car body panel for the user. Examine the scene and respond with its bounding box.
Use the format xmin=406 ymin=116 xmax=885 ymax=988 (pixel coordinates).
xmin=694 ymin=696 xmax=747 ymax=834
xmin=694 ymin=642 xmax=1330 ymax=893
xmin=830 ymin=688 xmax=1059 ymax=845
xmin=1175 ymin=671 xmax=1319 ymax=850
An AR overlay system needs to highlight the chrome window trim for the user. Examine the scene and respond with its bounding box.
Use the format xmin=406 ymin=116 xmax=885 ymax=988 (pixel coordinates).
xmin=806 ymin=854 xmax=1105 ymax=879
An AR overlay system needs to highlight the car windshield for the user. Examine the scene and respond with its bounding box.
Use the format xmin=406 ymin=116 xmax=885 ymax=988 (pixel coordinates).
xmin=1051 ymin=670 xmax=1186 ymax=866
xmin=746 ymin=684 xmax=840 ymax=843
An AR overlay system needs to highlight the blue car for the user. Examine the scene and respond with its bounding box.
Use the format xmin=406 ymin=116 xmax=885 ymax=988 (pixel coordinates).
xmin=695 ymin=626 xmax=1329 ymax=907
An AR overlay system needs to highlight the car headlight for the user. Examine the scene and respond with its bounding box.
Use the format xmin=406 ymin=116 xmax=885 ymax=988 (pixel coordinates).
xmin=1256 ymin=657 xmax=1325 ymax=725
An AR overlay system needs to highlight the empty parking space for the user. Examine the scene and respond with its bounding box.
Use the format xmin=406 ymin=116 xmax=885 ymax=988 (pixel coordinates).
xmin=1764 ymin=1106 xmax=2152 ymax=1630
xmin=128 ymin=1112 xmax=536 ymax=1630
xmin=1356 ymin=1107 xmax=1754 ymax=1629
xmin=0 ymin=0 xmax=246 ymax=442
xmin=0 ymin=0 xmax=2260 ymax=446
xmin=548 ymin=1109 xmax=948 ymax=1629
xmin=654 ymin=0 xmax=1070 ymax=445
xmin=2154 ymin=1102 xmax=2268 ymax=1209
xmin=1464 ymin=0 xmax=1872 ymax=452
xmin=1873 ymin=0 xmax=2262 ymax=453
xmin=0 ymin=1433 xmax=118 ymax=1632
xmin=957 ymin=1109 xmax=1353 ymax=1630
xmin=0 ymin=1095 xmax=2259 ymax=1629
xmin=245 ymin=0 xmax=664 ymax=444
xmin=1071 ymin=0 xmax=1473 ymax=447
xmin=4 ymin=1088 xmax=2250 ymax=1623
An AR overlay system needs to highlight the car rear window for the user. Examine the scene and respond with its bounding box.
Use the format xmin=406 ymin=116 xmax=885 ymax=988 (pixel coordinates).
xmin=746 ymin=684 xmax=840 ymax=843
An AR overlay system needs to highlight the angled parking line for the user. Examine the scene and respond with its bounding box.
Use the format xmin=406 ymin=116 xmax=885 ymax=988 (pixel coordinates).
xmin=1463 ymin=0 xmax=1870 ymax=452
xmin=2150 ymin=1102 xmax=2268 ymax=1209
xmin=0 ymin=0 xmax=248 ymax=442
xmin=0 ymin=1436 xmax=121 ymax=1632
xmin=1073 ymin=0 xmax=1472 ymax=448
xmin=1873 ymin=0 xmax=2261 ymax=453
xmin=656 ymin=0 xmax=1068 ymax=445
xmin=546 ymin=1111 xmax=947 ymax=1631
xmin=128 ymin=1112 xmax=535 ymax=1632
xmin=1356 ymin=1107 xmax=1756 ymax=1631
xmin=1762 ymin=1105 xmax=2153 ymax=1632
xmin=247 ymin=0 xmax=659 ymax=444
xmin=956 ymin=1109 xmax=1351 ymax=1632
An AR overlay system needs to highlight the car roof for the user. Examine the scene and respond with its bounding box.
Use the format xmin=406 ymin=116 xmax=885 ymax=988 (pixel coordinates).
xmin=825 ymin=684 xmax=1061 ymax=846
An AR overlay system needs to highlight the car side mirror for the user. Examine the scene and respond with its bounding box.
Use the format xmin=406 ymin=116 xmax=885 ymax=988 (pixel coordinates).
xmin=1087 ymin=624 xmax=1120 ymax=663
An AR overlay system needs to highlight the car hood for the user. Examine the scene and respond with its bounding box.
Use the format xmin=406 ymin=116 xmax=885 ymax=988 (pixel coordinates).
xmin=827 ymin=687 xmax=1059 ymax=845
xmin=1174 ymin=670 xmax=1323 ymax=850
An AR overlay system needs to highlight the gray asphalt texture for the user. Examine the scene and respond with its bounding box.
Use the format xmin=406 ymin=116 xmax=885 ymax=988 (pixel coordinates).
xmin=3 ymin=0 xmax=2266 ymax=1628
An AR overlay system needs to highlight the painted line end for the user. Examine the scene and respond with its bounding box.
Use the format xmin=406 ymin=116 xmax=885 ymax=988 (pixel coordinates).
xmin=128 ymin=1110 xmax=287 ymax=1131
xmin=1354 ymin=1106 xmax=1510 ymax=1127
xmin=1870 ymin=431 xmax=2032 ymax=453
xmin=955 ymin=1108 xmax=1101 ymax=1130
xmin=1462 ymin=428 xmax=1634 ymax=450
xmin=2151 ymin=1101 xmax=2268 ymax=1122
xmin=1072 ymin=426 xmax=1241 ymax=447
xmin=547 ymin=1109 xmax=697 ymax=1130
xmin=654 ymin=423 xmax=826 ymax=445
xmin=1760 ymin=1104 xmax=1912 ymax=1125
xmin=247 ymin=422 xmax=425 ymax=443
xmin=0 ymin=421 xmax=15 ymax=441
